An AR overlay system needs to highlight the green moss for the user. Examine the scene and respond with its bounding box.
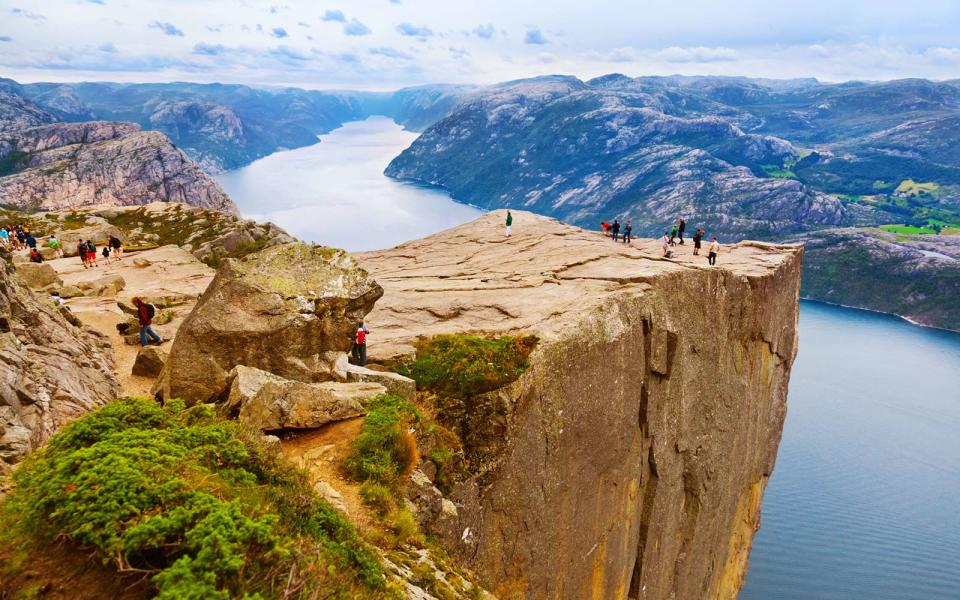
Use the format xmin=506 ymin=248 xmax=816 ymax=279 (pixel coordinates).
xmin=1 ymin=398 xmax=386 ymax=599
xmin=396 ymin=334 xmax=538 ymax=399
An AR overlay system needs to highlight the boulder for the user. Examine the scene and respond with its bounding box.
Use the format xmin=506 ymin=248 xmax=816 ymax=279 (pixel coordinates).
xmin=344 ymin=363 xmax=417 ymax=402
xmin=91 ymin=274 xmax=125 ymax=297
xmin=14 ymin=262 xmax=61 ymax=290
xmin=156 ymin=243 xmax=383 ymax=403
xmin=132 ymin=346 xmax=168 ymax=377
xmin=221 ymin=365 xmax=384 ymax=431
xmin=58 ymin=285 xmax=84 ymax=299
xmin=39 ymin=247 xmax=58 ymax=260
xmin=132 ymin=257 xmax=152 ymax=268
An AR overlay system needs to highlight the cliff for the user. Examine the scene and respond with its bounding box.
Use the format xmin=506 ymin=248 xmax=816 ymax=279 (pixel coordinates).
xmin=359 ymin=211 xmax=803 ymax=599
xmin=0 ymin=121 xmax=237 ymax=213
xmin=0 ymin=247 xmax=122 ymax=473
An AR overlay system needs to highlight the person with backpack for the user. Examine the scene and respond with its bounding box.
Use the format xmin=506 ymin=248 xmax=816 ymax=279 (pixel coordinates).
xmin=352 ymin=323 xmax=370 ymax=366
xmin=132 ymin=297 xmax=162 ymax=346
xmin=85 ymin=240 xmax=98 ymax=267
xmin=505 ymin=211 xmax=513 ymax=238
xmin=611 ymin=219 xmax=620 ymax=242
xmin=77 ymin=241 xmax=89 ymax=268
xmin=678 ymin=217 xmax=686 ymax=245
xmin=109 ymin=235 xmax=123 ymax=259
xmin=623 ymin=221 xmax=632 ymax=244
xmin=692 ymin=227 xmax=704 ymax=255
xmin=25 ymin=234 xmax=37 ymax=250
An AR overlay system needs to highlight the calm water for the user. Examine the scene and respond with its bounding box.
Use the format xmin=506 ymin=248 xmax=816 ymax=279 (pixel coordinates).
xmin=217 ymin=119 xmax=960 ymax=598
xmin=216 ymin=116 xmax=482 ymax=252
xmin=741 ymin=302 xmax=960 ymax=600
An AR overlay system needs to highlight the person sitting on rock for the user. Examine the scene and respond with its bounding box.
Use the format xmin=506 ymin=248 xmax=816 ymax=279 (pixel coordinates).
xmin=352 ymin=323 xmax=370 ymax=366
xmin=29 ymin=248 xmax=44 ymax=263
xmin=661 ymin=232 xmax=673 ymax=258
xmin=109 ymin=235 xmax=123 ymax=259
xmin=132 ymin=297 xmax=162 ymax=346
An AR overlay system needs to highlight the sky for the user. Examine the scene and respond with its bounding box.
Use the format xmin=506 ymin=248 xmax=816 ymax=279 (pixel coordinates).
xmin=1 ymin=0 xmax=959 ymax=89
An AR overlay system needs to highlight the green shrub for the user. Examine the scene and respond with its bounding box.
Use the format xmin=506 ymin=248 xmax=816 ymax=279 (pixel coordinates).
xmin=2 ymin=398 xmax=385 ymax=599
xmin=359 ymin=482 xmax=397 ymax=515
xmin=396 ymin=334 xmax=538 ymax=399
xmin=343 ymin=395 xmax=419 ymax=487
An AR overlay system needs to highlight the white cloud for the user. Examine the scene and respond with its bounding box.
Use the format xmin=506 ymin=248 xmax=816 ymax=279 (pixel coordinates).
xmin=655 ymin=46 xmax=738 ymax=63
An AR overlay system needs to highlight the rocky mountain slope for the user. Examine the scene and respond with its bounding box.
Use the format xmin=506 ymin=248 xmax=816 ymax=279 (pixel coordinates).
xmin=2 ymin=78 xmax=475 ymax=173
xmin=792 ymin=228 xmax=960 ymax=330
xmin=386 ymin=75 xmax=960 ymax=240
xmin=358 ymin=210 xmax=803 ymax=599
xmin=0 ymin=247 xmax=121 ymax=473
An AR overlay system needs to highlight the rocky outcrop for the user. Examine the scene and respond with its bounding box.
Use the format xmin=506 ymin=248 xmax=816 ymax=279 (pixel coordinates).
xmin=14 ymin=262 xmax=61 ymax=290
xmin=155 ymin=243 xmax=383 ymax=404
xmin=221 ymin=365 xmax=384 ymax=431
xmin=132 ymin=346 xmax=168 ymax=377
xmin=0 ymin=249 xmax=121 ymax=473
xmin=0 ymin=121 xmax=237 ymax=214
xmin=0 ymin=90 xmax=56 ymax=135
xmin=359 ymin=211 xmax=803 ymax=599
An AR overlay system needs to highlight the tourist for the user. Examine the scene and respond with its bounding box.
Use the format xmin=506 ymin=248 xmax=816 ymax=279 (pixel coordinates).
xmin=132 ymin=297 xmax=162 ymax=346
xmin=0 ymin=227 xmax=8 ymax=247
xmin=611 ymin=219 xmax=620 ymax=242
xmin=102 ymin=245 xmax=112 ymax=263
xmin=692 ymin=227 xmax=704 ymax=256
xmin=623 ymin=221 xmax=632 ymax=244
xmin=109 ymin=235 xmax=123 ymax=259
xmin=669 ymin=223 xmax=678 ymax=246
xmin=29 ymin=248 xmax=44 ymax=263
xmin=678 ymin=217 xmax=686 ymax=245
xmin=505 ymin=210 xmax=513 ymax=237
xmin=660 ymin=232 xmax=673 ymax=258
xmin=48 ymin=234 xmax=63 ymax=257
xmin=708 ymin=236 xmax=720 ymax=266
xmin=77 ymin=241 xmax=89 ymax=268
xmin=85 ymin=240 xmax=98 ymax=267
xmin=25 ymin=234 xmax=37 ymax=250
xmin=352 ymin=323 xmax=370 ymax=366
xmin=600 ymin=221 xmax=611 ymax=237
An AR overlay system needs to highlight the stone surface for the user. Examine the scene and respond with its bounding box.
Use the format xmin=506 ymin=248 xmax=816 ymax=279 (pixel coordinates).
xmin=13 ymin=262 xmax=60 ymax=289
xmin=358 ymin=210 xmax=803 ymax=600
xmin=0 ymin=121 xmax=237 ymax=214
xmin=156 ymin=243 xmax=384 ymax=404
xmin=90 ymin=274 xmax=125 ymax=297
xmin=131 ymin=346 xmax=167 ymax=378
xmin=221 ymin=365 xmax=383 ymax=431
xmin=314 ymin=480 xmax=349 ymax=513
xmin=56 ymin=224 xmax=124 ymax=257
xmin=0 ymin=249 xmax=121 ymax=473
xmin=344 ymin=363 xmax=417 ymax=402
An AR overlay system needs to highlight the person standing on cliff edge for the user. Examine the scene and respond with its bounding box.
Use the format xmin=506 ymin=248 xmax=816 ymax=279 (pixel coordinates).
xmin=505 ymin=210 xmax=513 ymax=237
xmin=678 ymin=217 xmax=686 ymax=244
xmin=352 ymin=323 xmax=370 ymax=366
xmin=708 ymin=236 xmax=720 ymax=265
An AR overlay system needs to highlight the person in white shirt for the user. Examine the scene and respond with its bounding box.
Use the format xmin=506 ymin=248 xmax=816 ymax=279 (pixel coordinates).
xmin=708 ymin=237 xmax=720 ymax=265
xmin=660 ymin=233 xmax=672 ymax=258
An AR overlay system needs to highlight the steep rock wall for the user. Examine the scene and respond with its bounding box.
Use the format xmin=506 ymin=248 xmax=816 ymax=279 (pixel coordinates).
xmin=359 ymin=211 xmax=802 ymax=599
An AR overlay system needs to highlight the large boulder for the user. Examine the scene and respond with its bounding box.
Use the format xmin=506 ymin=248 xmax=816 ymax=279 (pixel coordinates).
xmin=14 ymin=262 xmax=61 ymax=290
xmin=344 ymin=363 xmax=417 ymax=403
xmin=222 ymin=365 xmax=384 ymax=431
xmin=132 ymin=346 xmax=168 ymax=377
xmin=155 ymin=243 xmax=383 ymax=403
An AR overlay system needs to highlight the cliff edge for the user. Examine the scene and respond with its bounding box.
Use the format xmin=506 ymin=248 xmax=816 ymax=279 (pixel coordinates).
xmin=359 ymin=210 xmax=803 ymax=599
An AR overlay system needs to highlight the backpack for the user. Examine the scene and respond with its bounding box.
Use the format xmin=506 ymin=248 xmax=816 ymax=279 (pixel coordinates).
xmin=145 ymin=303 xmax=156 ymax=319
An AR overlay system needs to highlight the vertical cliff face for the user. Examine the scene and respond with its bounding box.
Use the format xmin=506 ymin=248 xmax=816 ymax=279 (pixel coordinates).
xmin=359 ymin=211 xmax=802 ymax=599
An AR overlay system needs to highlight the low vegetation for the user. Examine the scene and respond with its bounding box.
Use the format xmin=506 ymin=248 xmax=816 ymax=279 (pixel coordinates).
xmin=1 ymin=397 xmax=388 ymax=599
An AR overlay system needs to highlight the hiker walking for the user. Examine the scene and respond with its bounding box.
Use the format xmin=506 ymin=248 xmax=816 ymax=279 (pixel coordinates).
xmin=85 ymin=240 xmax=98 ymax=267
xmin=692 ymin=227 xmax=704 ymax=256
xmin=611 ymin=219 xmax=620 ymax=242
xmin=102 ymin=245 xmax=112 ymax=263
xmin=48 ymin=234 xmax=63 ymax=257
xmin=109 ymin=235 xmax=123 ymax=259
xmin=623 ymin=221 xmax=632 ymax=244
xmin=77 ymin=241 xmax=89 ymax=268
xmin=132 ymin=297 xmax=162 ymax=346
xmin=0 ymin=227 xmax=8 ymax=247
xmin=25 ymin=234 xmax=37 ymax=250
xmin=505 ymin=211 xmax=513 ymax=237
xmin=708 ymin=237 xmax=720 ymax=266
xmin=678 ymin=217 xmax=686 ymax=245
xmin=669 ymin=223 xmax=678 ymax=246
xmin=352 ymin=323 xmax=370 ymax=366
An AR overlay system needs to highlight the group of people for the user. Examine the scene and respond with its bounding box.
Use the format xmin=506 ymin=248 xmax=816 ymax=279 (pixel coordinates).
xmin=78 ymin=235 xmax=124 ymax=268
xmin=1 ymin=223 xmax=37 ymax=252
xmin=600 ymin=216 xmax=722 ymax=265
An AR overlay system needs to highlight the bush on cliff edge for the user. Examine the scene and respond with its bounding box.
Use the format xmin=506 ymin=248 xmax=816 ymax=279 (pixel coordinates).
xmin=1 ymin=398 xmax=386 ymax=599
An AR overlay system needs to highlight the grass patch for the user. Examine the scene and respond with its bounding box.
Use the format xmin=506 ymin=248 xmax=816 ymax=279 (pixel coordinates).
xmin=1 ymin=397 xmax=387 ymax=599
xmin=895 ymin=179 xmax=939 ymax=197
xmin=395 ymin=334 xmax=538 ymax=400
xmin=760 ymin=164 xmax=797 ymax=179
xmin=343 ymin=394 xmax=420 ymax=488
xmin=880 ymin=224 xmax=938 ymax=235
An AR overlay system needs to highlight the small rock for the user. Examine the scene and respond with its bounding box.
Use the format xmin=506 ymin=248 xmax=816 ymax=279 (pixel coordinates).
xmin=132 ymin=257 xmax=152 ymax=268
xmin=261 ymin=434 xmax=282 ymax=451
xmin=440 ymin=498 xmax=458 ymax=518
xmin=132 ymin=346 xmax=168 ymax=377
xmin=91 ymin=274 xmax=125 ymax=297
xmin=315 ymin=480 xmax=349 ymax=513
xmin=58 ymin=285 xmax=84 ymax=299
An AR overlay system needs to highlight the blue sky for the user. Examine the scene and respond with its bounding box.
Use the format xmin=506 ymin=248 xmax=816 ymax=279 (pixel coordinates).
xmin=1 ymin=0 xmax=959 ymax=88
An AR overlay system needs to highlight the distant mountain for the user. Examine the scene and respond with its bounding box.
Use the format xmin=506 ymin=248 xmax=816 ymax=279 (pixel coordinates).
xmin=1 ymin=79 xmax=475 ymax=173
xmin=386 ymin=74 xmax=960 ymax=240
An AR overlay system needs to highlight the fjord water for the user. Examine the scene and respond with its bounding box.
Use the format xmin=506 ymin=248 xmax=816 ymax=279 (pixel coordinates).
xmin=217 ymin=118 xmax=960 ymax=598
xmin=741 ymin=302 xmax=960 ymax=600
xmin=216 ymin=116 xmax=482 ymax=251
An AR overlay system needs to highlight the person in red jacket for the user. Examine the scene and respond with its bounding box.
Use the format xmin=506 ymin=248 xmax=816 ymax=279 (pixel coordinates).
xmin=352 ymin=323 xmax=370 ymax=366
xmin=132 ymin=297 xmax=162 ymax=346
